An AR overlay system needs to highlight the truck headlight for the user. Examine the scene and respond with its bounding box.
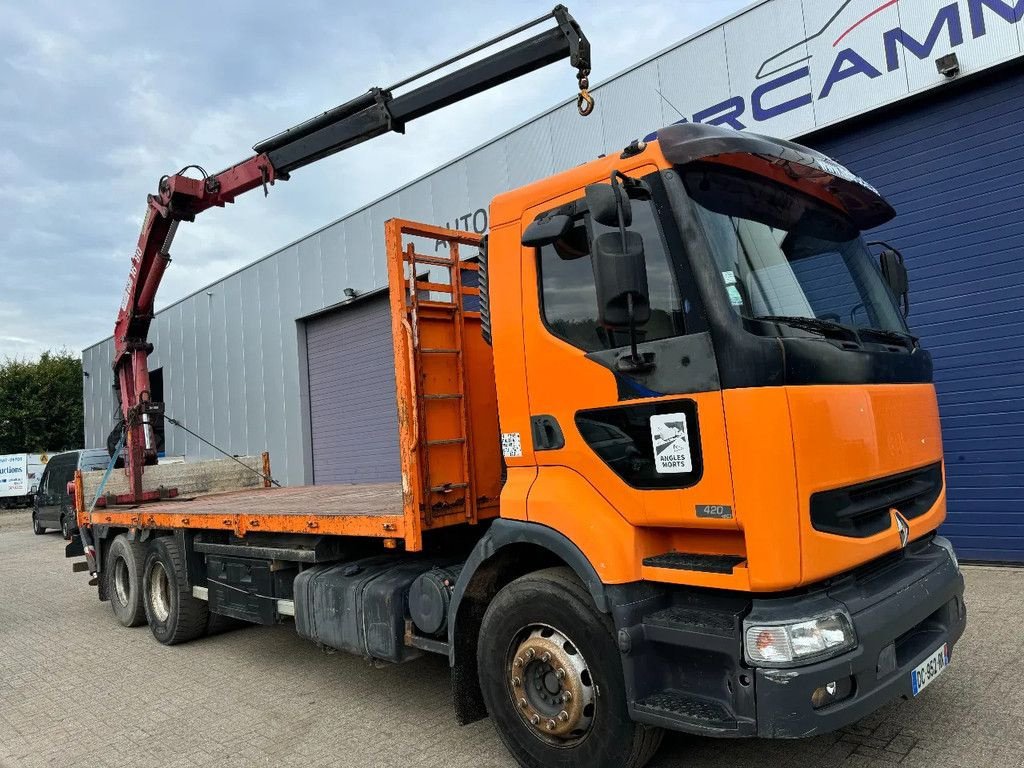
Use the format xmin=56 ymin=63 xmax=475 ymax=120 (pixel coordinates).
xmin=744 ymin=612 xmax=856 ymax=667
xmin=933 ymin=535 xmax=959 ymax=573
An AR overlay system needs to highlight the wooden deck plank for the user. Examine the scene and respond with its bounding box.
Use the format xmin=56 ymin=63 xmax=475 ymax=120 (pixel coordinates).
xmin=159 ymin=483 xmax=403 ymax=517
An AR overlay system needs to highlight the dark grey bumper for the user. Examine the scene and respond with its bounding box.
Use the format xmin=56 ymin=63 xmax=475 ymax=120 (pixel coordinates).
xmin=751 ymin=539 xmax=966 ymax=738
xmin=618 ymin=537 xmax=965 ymax=739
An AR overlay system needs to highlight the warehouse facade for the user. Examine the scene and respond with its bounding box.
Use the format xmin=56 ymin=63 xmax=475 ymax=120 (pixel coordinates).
xmin=84 ymin=0 xmax=1024 ymax=561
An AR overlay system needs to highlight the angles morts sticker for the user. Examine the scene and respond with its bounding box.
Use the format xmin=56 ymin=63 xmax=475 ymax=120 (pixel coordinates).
xmin=650 ymin=413 xmax=693 ymax=474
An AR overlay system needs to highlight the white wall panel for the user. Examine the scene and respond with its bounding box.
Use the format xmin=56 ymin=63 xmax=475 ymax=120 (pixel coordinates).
xmin=725 ymin=0 xmax=815 ymax=137
xmin=654 ymin=29 xmax=733 ymax=131
xmin=897 ymin=0 xmax=1021 ymax=92
xmin=804 ymin=0 xmax=907 ymax=126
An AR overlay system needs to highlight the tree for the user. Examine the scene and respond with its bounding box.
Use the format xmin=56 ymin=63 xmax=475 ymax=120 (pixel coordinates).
xmin=0 ymin=350 xmax=84 ymax=453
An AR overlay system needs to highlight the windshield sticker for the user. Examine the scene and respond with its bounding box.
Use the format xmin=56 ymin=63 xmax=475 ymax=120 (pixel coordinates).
xmin=650 ymin=414 xmax=693 ymax=474
xmin=726 ymin=285 xmax=744 ymax=306
xmin=501 ymin=432 xmax=523 ymax=458
xmin=722 ymin=270 xmax=736 ymax=285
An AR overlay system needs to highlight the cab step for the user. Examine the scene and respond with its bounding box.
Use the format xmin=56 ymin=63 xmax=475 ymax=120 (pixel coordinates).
xmin=641 ymin=605 xmax=744 ymax=652
xmin=631 ymin=690 xmax=739 ymax=736
xmin=642 ymin=552 xmax=745 ymax=574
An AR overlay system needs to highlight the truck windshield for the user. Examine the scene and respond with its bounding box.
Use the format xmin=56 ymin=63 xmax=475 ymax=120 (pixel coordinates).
xmin=680 ymin=164 xmax=909 ymax=337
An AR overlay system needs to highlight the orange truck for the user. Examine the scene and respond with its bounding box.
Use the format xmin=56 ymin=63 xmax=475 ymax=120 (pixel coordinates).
xmin=69 ymin=9 xmax=965 ymax=768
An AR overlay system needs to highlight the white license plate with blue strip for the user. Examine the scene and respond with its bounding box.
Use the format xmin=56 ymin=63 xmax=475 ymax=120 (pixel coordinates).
xmin=911 ymin=643 xmax=949 ymax=696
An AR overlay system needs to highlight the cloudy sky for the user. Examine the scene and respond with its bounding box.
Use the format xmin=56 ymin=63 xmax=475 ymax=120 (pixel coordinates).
xmin=0 ymin=0 xmax=750 ymax=360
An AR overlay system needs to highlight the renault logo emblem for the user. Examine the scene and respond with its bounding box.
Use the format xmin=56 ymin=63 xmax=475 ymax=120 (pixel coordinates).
xmin=895 ymin=511 xmax=910 ymax=549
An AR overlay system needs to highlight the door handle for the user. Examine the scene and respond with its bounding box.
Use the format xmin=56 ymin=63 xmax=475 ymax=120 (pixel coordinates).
xmin=530 ymin=415 xmax=565 ymax=451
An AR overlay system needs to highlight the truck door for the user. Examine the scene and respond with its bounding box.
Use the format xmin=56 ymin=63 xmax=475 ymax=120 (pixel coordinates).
xmin=519 ymin=175 xmax=738 ymax=536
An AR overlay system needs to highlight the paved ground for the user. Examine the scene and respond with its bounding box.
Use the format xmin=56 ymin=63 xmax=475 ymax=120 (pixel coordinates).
xmin=0 ymin=510 xmax=1021 ymax=768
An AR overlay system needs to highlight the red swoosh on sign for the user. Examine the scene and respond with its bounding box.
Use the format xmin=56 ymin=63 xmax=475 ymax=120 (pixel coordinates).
xmin=833 ymin=0 xmax=901 ymax=47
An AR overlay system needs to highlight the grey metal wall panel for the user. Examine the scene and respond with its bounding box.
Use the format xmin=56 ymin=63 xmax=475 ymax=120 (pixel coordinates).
xmin=465 ymin=140 xmax=510 ymax=212
xmin=505 ymin=116 xmax=555 ymax=189
xmin=596 ymin=61 xmax=663 ymax=152
xmin=193 ymin=293 xmax=215 ymax=457
xmin=222 ymin=278 xmax=247 ymax=454
xmin=320 ymin=222 xmax=348 ymax=303
xmin=258 ymin=256 xmax=288 ymax=479
xmin=207 ymin=286 xmax=231 ymax=453
xmin=548 ymin=101 xmax=605 ymax=173
xmin=369 ymin=194 xmax=402 ymax=289
xmin=305 ymin=295 xmax=400 ymax=485
xmin=240 ymin=266 xmax=267 ymax=458
xmin=275 ymin=246 xmax=308 ymax=485
xmin=297 ymin=234 xmax=325 ymax=318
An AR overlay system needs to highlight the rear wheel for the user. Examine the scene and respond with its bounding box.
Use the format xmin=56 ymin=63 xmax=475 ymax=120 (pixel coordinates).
xmin=106 ymin=534 xmax=148 ymax=627
xmin=31 ymin=513 xmax=45 ymax=535
xmin=143 ymin=536 xmax=209 ymax=645
xmin=477 ymin=568 xmax=663 ymax=768
xmin=60 ymin=514 xmax=73 ymax=540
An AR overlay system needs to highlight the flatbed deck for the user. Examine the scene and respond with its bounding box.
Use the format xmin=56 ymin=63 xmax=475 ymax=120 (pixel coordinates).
xmin=85 ymin=483 xmax=409 ymax=540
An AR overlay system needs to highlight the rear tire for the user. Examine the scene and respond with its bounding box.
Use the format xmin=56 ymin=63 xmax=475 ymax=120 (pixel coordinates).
xmin=31 ymin=513 xmax=45 ymax=535
xmin=60 ymin=514 xmax=73 ymax=540
xmin=477 ymin=568 xmax=663 ymax=768
xmin=143 ymin=536 xmax=209 ymax=645
xmin=106 ymin=534 xmax=148 ymax=627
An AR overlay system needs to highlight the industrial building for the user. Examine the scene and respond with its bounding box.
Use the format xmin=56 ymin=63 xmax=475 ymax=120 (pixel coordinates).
xmin=84 ymin=0 xmax=1024 ymax=561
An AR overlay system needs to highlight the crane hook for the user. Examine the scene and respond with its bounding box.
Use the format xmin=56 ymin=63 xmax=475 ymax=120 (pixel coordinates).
xmin=577 ymin=89 xmax=594 ymax=116
xmin=576 ymin=71 xmax=594 ymax=117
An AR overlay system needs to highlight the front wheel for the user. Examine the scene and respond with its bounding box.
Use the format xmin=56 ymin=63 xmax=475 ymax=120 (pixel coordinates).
xmin=31 ymin=513 xmax=45 ymax=535
xmin=477 ymin=568 xmax=662 ymax=768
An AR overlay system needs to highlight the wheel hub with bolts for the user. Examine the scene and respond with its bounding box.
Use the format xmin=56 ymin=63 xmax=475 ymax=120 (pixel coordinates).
xmin=509 ymin=626 xmax=595 ymax=742
xmin=148 ymin=561 xmax=171 ymax=623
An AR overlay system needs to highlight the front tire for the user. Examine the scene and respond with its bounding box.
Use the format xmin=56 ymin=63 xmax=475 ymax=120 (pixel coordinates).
xmin=477 ymin=568 xmax=662 ymax=768
xmin=143 ymin=537 xmax=209 ymax=645
xmin=31 ymin=513 xmax=45 ymax=535
xmin=106 ymin=534 xmax=148 ymax=627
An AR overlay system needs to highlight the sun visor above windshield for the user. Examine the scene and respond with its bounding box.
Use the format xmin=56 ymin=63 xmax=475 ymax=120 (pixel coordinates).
xmin=657 ymin=123 xmax=896 ymax=230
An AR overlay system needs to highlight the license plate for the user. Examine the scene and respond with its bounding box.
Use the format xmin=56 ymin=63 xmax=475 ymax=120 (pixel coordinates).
xmin=911 ymin=643 xmax=949 ymax=696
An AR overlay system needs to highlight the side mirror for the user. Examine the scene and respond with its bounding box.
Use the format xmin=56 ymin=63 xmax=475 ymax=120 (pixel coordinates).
xmin=585 ymin=183 xmax=632 ymax=228
xmin=522 ymin=213 xmax=573 ymax=247
xmin=592 ymin=231 xmax=650 ymax=329
xmin=878 ymin=248 xmax=910 ymax=315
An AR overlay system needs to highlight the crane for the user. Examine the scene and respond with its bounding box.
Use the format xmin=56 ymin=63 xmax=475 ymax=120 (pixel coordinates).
xmin=110 ymin=6 xmax=592 ymax=504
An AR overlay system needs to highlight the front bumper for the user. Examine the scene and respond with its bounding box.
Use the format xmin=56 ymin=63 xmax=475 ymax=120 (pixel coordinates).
xmin=752 ymin=537 xmax=966 ymax=737
xmin=619 ymin=536 xmax=966 ymax=738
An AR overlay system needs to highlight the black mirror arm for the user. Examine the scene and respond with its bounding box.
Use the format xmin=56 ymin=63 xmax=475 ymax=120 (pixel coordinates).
xmin=867 ymin=240 xmax=910 ymax=317
xmin=609 ymin=171 xmax=648 ymax=370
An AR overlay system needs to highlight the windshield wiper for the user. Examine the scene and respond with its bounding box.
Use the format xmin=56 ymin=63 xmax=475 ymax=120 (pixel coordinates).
xmin=758 ymin=315 xmax=861 ymax=342
xmin=856 ymin=327 xmax=918 ymax=347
